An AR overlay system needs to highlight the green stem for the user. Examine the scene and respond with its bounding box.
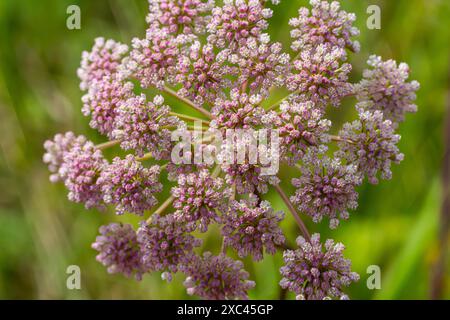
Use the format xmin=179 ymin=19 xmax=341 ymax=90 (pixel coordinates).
xmin=329 ymin=134 xmax=355 ymax=144
xmin=221 ymin=237 xmax=227 ymax=254
xmin=137 ymin=153 xmax=153 ymax=161
xmin=266 ymin=90 xmax=299 ymax=111
xmin=169 ymin=111 xmax=211 ymax=124
xmin=187 ymin=125 xmax=208 ymax=131
xmin=95 ymin=139 xmax=120 ymax=150
xmin=163 ymin=86 xmax=213 ymax=119
xmin=212 ymin=165 xmax=221 ymax=178
xmin=273 ymin=183 xmax=311 ymax=241
xmin=147 ymin=196 xmax=175 ymax=223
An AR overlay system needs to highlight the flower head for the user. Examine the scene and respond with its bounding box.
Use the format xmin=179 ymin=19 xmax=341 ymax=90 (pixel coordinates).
xmin=223 ymin=163 xmax=279 ymax=195
xmin=280 ymin=233 xmax=359 ymax=300
xmin=125 ymin=28 xmax=183 ymax=89
xmin=172 ymin=169 xmax=230 ymax=232
xmin=112 ymin=94 xmax=180 ymax=159
xmin=291 ymin=151 xmax=361 ymax=229
xmin=81 ymin=75 xmax=134 ymax=137
xmin=78 ymin=37 xmax=129 ymax=91
xmin=182 ymin=252 xmax=255 ymax=300
xmin=207 ymin=0 xmax=272 ymax=50
xmin=137 ymin=214 xmax=202 ymax=275
xmin=60 ymin=140 xmax=107 ymax=209
xmin=263 ymin=100 xmax=331 ymax=165
xmin=77 ymin=38 xmax=133 ymax=137
xmin=287 ymin=44 xmax=351 ymax=108
xmin=43 ymin=0 xmax=419 ymax=301
xmin=222 ymin=197 xmax=285 ymax=260
xmin=290 ymin=0 xmax=360 ymax=52
xmin=337 ymin=108 xmax=404 ymax=184
xmin=211 ymin=90 xmax=266 ymax=129
xmin=147 ymin=0 xmax=215 ymax=35
xmin=230 ymin=35 xmax=290 ymax=95
xmin=43 ymin=132 xmax=88 ymax=183
xmin=355 ymin=55 xmax=420 ymax=123
xmin=176 ymin=41 xmax=234 ymax=105
xmin=92 ymin=223 xmax=146 ymax=280
xmin=98 ymin=155 xmax=162 ymax=215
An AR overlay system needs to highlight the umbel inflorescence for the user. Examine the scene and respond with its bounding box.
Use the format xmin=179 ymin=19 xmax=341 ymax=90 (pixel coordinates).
xmin=43 ymin=0 xmax=419 ymax=300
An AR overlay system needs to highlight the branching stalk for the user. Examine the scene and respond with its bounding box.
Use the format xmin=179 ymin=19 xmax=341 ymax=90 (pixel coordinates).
xmin=95 ymin=139 xmax=120 ymax=150
xmin=163 ymin=86 xmax=213 ymax=119
xmin=169 ymin=111 xmax=211 ymax=124
xmin=147 ymin=195 xmax=175 ymax=223
xmin=274 ymin=183 xmax=311 ymax=241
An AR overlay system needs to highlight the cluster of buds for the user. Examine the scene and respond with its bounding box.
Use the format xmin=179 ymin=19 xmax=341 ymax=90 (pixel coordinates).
xmin=44 ymin=0 xmax=419 ymax=300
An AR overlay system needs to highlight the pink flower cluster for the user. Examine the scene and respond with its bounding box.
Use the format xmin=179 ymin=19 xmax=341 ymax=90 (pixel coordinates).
xmin=137 ymin=214 xmax=202 ymax=277
xmin=291 ymin=149 xmax=361 ymax=229
xmin=280 ymin=234 xmax=360 ymax=300
xmin=172 ymin=169 xmax=230 ymax=232
xmin=355 ymin=55 xmax=420 ymax=123
xmin=337 ymin=107 xmax=404 ymax=184
xmin=182 ymin=252 xmax=255 ymax=300
xmin=92 ymin=223 xmax=147 ymax=280
xmin=289 ymin=0 xmax=360 ymax=52
xmin=222 ymin=196 xmax=285 ymax=260
xmin=287 ymin=44 xmax=352 ymax=107
xmin=112 ymin=94 xmax=180 ymax=159
xmin=98 ymin=155 xmax=162 ymax=216
xmin=78 ymin=38 xmax=133 ymax=137
xmin=43 ymin=0 xmax=419 ymax=300
xmin=147 ymin=0 xmax=215 ymax=35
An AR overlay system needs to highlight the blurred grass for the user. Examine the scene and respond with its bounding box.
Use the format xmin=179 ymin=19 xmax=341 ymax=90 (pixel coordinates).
xmin=0 ymin=0 xmax=449 ymax=299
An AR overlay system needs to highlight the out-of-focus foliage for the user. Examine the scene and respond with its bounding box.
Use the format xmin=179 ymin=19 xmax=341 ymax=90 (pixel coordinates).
xmin=0 ymin=0 xmax=449 ymax=299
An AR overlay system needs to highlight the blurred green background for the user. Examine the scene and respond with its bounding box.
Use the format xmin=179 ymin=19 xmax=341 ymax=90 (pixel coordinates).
xmin=0 ymin=0 xmax=449 ymax=299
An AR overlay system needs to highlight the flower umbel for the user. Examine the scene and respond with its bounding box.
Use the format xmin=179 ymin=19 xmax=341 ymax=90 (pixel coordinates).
xmin=112 ymin=94 xmax=180 ymax=159
xmin=182 ymin=252 xmax=255 ymax=300
xmin=98 ymin=155 xmax=162 ymax=215
xmin=43 ymin=0 xmax=418 ymax=300
xmin=355 ymin=55 xmax=420 ymax=123
xmin=337 ymin=108 xmax=404 ymax=184
xmin=291 ymin=150 xmax=362 ymax=229
xmin=43 ymin=132 xmax=87 ymax=183
xmin=60 ymin=140 xmax=107 ymax=210
xmin=289 ymin=0 xmax=360 ymax=52
xmin=222 ymin=197 xmax=285 ymax=260
xmin=137 ymin=214 xmax=202 ymax=276
xmin=280 ymin=234 xmax=359 ymax=300
xmin=92 ymin=223 xmax=146 ymax=280
xmin=172 ymin=169 xmax=230 ymax=232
